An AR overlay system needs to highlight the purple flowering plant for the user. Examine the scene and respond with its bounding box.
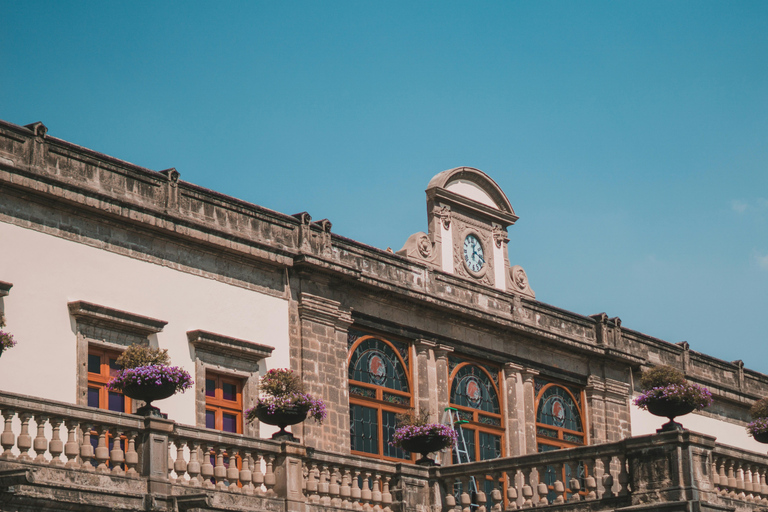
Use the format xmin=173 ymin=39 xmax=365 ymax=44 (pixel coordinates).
xmin=633 ymin=365 xmax=713 ymax=411
xmin=747 ymin=417 xmax=768 ymax=437
xmin=246 ymin=369 xmax=326 ymax=424
xmin=0 ymin=331 xmax=15 ymax=352
xmin=389 ymin=410 xmax=458 ymax=450
xmin=107 ymin=343 xmax=193 ymax=394
xmin=746 ymin=398 xmax=768 ymax=437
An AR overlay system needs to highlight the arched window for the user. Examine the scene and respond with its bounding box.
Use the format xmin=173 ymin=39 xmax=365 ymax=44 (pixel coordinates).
xmin=534 ymin=379 xmax=585 ymax=450
xmin=449 ymin=359 xmax=504 ymax=462
xmin=535 ymin=378 xmax=586 ymax=502
xmin=348 ymin=332 xmax=412 ymax=461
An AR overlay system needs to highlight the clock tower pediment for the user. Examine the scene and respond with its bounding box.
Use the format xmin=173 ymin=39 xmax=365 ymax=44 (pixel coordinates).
xmin=397 ymin=167 xmax=535 ymax=299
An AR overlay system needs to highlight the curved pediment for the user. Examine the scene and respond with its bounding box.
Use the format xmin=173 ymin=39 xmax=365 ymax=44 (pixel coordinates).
xmin=426 ymin=167 xmax=515 ymax=215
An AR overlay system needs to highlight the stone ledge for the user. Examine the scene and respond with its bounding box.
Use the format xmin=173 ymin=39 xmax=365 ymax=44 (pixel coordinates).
xmin=67 ymin=300 xmax=168 ymax=336
xmin=0 ymin=280 xmax=12 ymax=297
xmin=187 ymin=329 xmax=274 ymax=364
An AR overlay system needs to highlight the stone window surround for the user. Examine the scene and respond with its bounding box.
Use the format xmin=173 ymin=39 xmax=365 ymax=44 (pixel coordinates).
xmin=187 ymin=329 xmax=273 ymax=438
xmin=68 ymin=300 xmax=168 ymax=410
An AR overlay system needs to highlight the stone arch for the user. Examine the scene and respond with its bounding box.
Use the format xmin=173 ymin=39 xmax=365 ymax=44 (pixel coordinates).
xmin=426 ymin=167 xmax=515 ymax=214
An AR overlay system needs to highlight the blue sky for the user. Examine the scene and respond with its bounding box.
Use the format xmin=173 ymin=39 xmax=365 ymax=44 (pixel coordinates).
xmin=2 ymin=2 xmax=767 ymax=371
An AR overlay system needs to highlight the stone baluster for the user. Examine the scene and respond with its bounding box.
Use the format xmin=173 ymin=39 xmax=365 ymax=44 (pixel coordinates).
xmin=488 ymin=471 xmax=502 ymax=512
xmin=505 ymin=470 xmax=519 ymax=510
xmin=200 ymin=444 xmax=214 ymax=489
xmin=33 ymin=415 xmax=48 ymax=463
xmin=171 ymin=439 xmax=186 ymax=483
xmin=0 ymin=409 xmax=16 ymax=460
xmin=227 ymin=448 xmax=241 ymax=493
xmin=372 ymin=473 xmax=383 ymax=510
xmin=597 ymin=455 xmax=614 ymax=498
xmin=361 ymin=471 xmax=373 ymax=510
xmin=745 ymin=464 xmax=755 ymax=500
xmin=94 ymin=426 xmax=110 ymax=472
xmin=213 ymin=446 xmax=227 ymax=490
xmin=474 ymin=474 xmax=487 ymax=512
xmin=110 ymin=429 xmax=125 ymax=475
xmin=711 ymin=454 xmax=720 ymax=489
xmin=567 ymin=461 xmax=582 ymax=502
xmin=381 ymin=475 xmax=392 ymax=509
xmin=124 ymin=431 xmax=138 ymax=477
xmin=458 ymin=475 xmax=472 ymax=512
xmin=318 ymin=464 xmax=331 ymax=506
xmin=239 ymin=451 xmax=253 ymax=494
xmin=64 ymin=420 xmax=80 ymax=468
xmin=760 ymin=466 xmax=768 ymax=499
xmin=748 ymin=464 xmax=759 ymax=501
xmin=521 ymin=468 xmax=535 ymax=508
xmin=48 ymin=417 xmax=64 ymax=466
xmin=716 ymin=456 xmax=728 ymax=495
xmin=16 ymin=413 xmax=32 ymax=461
xmin=329 ymin=466 xmax=341 ymax=508
xmin=551 ymin=466 xmax=565 ymax=505
xmin=264 ymin=454 xmax=276 ymax=496
xmin=584 ymin=457 xmax=597 ymax=500
xmin=340 ymin=467 xmax=352 ymax=509
xmin=350 ymin=469 xmax=362 ymax=511
xmin=186 ymin=441 xmax=201 ymax=486
xmin=726 ymin=459 xmax=738 ymax=498
xmin=616 ymin=455 xmax=629 ymax=496
xmin=79 ymin=423 xmax=95 ymax=470
xmin=533 ymin=465 xmax=548 ymax=505
xmin=736 ymin=461 xmax=747 ymax=499
xmin=252 ymin=453 xmax=265 ymax=495
xmin=441 ymin=476 xmax=457 ymax=512
xmin=306 ymin=462 xmax=320 ymax=503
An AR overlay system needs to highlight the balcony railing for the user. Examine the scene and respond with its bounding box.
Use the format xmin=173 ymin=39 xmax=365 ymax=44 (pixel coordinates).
xmin=1 ymin=389 xmax=767 ymax=511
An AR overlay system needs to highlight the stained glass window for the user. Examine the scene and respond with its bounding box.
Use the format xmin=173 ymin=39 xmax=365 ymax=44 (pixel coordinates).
xmin=348 ymin=333 xmax=412 ymax=461
xmin=449 ymin=362 xmax=503 ymax=462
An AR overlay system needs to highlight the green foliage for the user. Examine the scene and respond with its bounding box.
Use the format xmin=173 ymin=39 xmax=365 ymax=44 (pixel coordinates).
xmin=0 ymin=310 xmax=5 ymax=328
xmin=639 ymin=365 xmax=687 ymax=391
xmin=395 ymin=409 xmax=431 ymax=428
xmin=115 ymin=343 xmax=170 ymax=369
xmin=750 ymin=398 xmax=768 ymax=419
xmin=260 ymin=368 xmax=305 ymax=397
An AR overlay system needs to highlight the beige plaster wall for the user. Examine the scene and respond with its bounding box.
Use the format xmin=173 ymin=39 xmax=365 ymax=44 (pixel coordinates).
xmin=630 ymin=400 xmax=765 ymax=453
xmin=0 ymin=221 xmax=290 ymax=429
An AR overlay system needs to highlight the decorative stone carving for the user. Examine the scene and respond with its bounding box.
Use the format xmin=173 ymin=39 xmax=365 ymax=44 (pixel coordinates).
xmin=508 ymin=265 xmax=535 ymax=299
xmin=492 ymin=225 xmax=509 ymax=248
xmin=396 ymin=232 xmax=437 ymax=266
xmin=432 ymin=205 xmax=452 ymax=229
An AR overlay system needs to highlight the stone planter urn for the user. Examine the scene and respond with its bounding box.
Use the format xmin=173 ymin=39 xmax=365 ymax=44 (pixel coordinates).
xmin=752 ymin=431 xmax=768 ymax=444
xmin=253 ymin=404 xmax=309 ymax=442
xmin=647 ymin=400 xmax=696 ymax=432
xmin=122 ymin=381 xmax=178 ymax=417
xmin=400 ymin=435 xmax=453 ymax=466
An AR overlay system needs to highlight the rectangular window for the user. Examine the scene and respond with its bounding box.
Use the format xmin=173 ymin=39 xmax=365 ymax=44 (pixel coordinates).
xmin=87 ymin=347 xmax=130 ymax=413
xmin=205 ymin=372 xmax=243 ymax=434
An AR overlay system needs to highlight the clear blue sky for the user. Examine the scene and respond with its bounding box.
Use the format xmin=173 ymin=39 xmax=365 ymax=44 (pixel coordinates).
xmin=2 ymin=2 xmax=767 ymax=371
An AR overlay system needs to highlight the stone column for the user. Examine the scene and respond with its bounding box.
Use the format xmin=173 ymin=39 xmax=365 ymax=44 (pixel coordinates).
xmin=586 ymin=375 xmax=631 ymax=443
xmin=520 ymin=368 xmax=539 ymax=455
xmin=585 ymin=375 xmax=608 ymax=444
xmin=139 ymin=416 xmax=174 ymax=495
xmin=296 ymin=292 xmax=353 ymax=452
xmin=625 ymin=430 xmax=717 ymax=508
xmin=414 ymin=340 xmax=438 ymax=422
xmin=503 ymin=363 xmax=526 ymax=456
xmin=434 ymin=345 xmax=454 ymax=422
xmin=274 ymin=442 xmax=308 ymax=512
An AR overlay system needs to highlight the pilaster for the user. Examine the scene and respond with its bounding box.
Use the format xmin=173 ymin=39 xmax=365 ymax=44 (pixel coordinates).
xmin=433 ymin=345 xmax=454 ymax=423
xmin=414 ymin=340 xmax=438 ymax=422
xmin=520 ymin=368 xmax=539 ymax=455
xmin=503 ymin=362 xmax=526 ymax=456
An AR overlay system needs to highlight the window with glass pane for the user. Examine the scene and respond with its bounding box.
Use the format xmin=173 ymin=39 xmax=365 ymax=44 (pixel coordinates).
xmin=535 ymin=379 xmax=587 ymax=501
xmin=348 ymin=332 xmax=412 ymax=461
xmin=205 ymin=372 xmax=243 ymax=434
xmin=449 ymin=361 xmax=504 ymax=462
xmin=87 ymin=347 xmax=130 ymax=413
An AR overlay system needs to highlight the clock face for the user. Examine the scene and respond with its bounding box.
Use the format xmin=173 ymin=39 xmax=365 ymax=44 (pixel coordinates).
xmin=463 ymin=234 xmax=485 ymax=273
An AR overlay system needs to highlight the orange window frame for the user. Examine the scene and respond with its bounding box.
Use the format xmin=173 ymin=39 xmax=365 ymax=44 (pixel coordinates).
xmin=87 ymin=346 xmax=131 ymax=413
xmin=205 ymin=372 xmax=243 ymax=434
xmin=448 ymin=361 xmax=505 ymax=462
xmin=534 ymin=382 xmax=586 ymax=450
xmin=348 ymin=333 xmax=414 ymax=462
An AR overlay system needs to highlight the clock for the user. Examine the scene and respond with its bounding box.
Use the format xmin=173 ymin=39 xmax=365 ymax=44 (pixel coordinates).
xmin=463 ymin=234 xmax=485 ymax=273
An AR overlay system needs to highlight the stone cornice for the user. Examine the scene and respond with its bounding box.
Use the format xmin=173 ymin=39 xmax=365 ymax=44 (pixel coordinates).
xmin=186 ymin=330 xmax=274 ymax=363
xmin=297 ymin=293 xmax=351 ymax=328
xmin=67 ymin=301 xmax=167 ymax=336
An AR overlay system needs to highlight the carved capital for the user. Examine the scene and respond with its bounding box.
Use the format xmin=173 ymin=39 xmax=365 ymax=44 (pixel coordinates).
xmin=492 ymin=225 xmax=509 ymax=248
xmin=432 ymin=205 xmax=451 ymax=229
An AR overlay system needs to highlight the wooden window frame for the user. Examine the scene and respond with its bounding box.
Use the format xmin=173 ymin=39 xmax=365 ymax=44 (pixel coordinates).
xmin=205 ymin=371 xmax=244 ymax=434
xmin=448 ymin=360 xmax=505 ymax=462
xmin=534 ymin=381 xmax=586 ymax=451
xmin=348 ymin=333 xmax=414 ymax=462
xmin=87 ymin=346 xmax=131 ymax=413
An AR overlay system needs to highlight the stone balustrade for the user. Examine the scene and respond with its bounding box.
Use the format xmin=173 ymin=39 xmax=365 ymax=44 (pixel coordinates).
xmin=434 ymin=440 xmax=629 ymax=510
xmin=712 ymin=444 xmax=768 ymax=504
xmin=4 ymin=389 xmax=768 ymax=511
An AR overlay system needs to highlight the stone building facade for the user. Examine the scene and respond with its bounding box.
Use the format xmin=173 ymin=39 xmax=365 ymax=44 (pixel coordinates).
xmin=0 ymin=118 xmax=767 ymax=511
